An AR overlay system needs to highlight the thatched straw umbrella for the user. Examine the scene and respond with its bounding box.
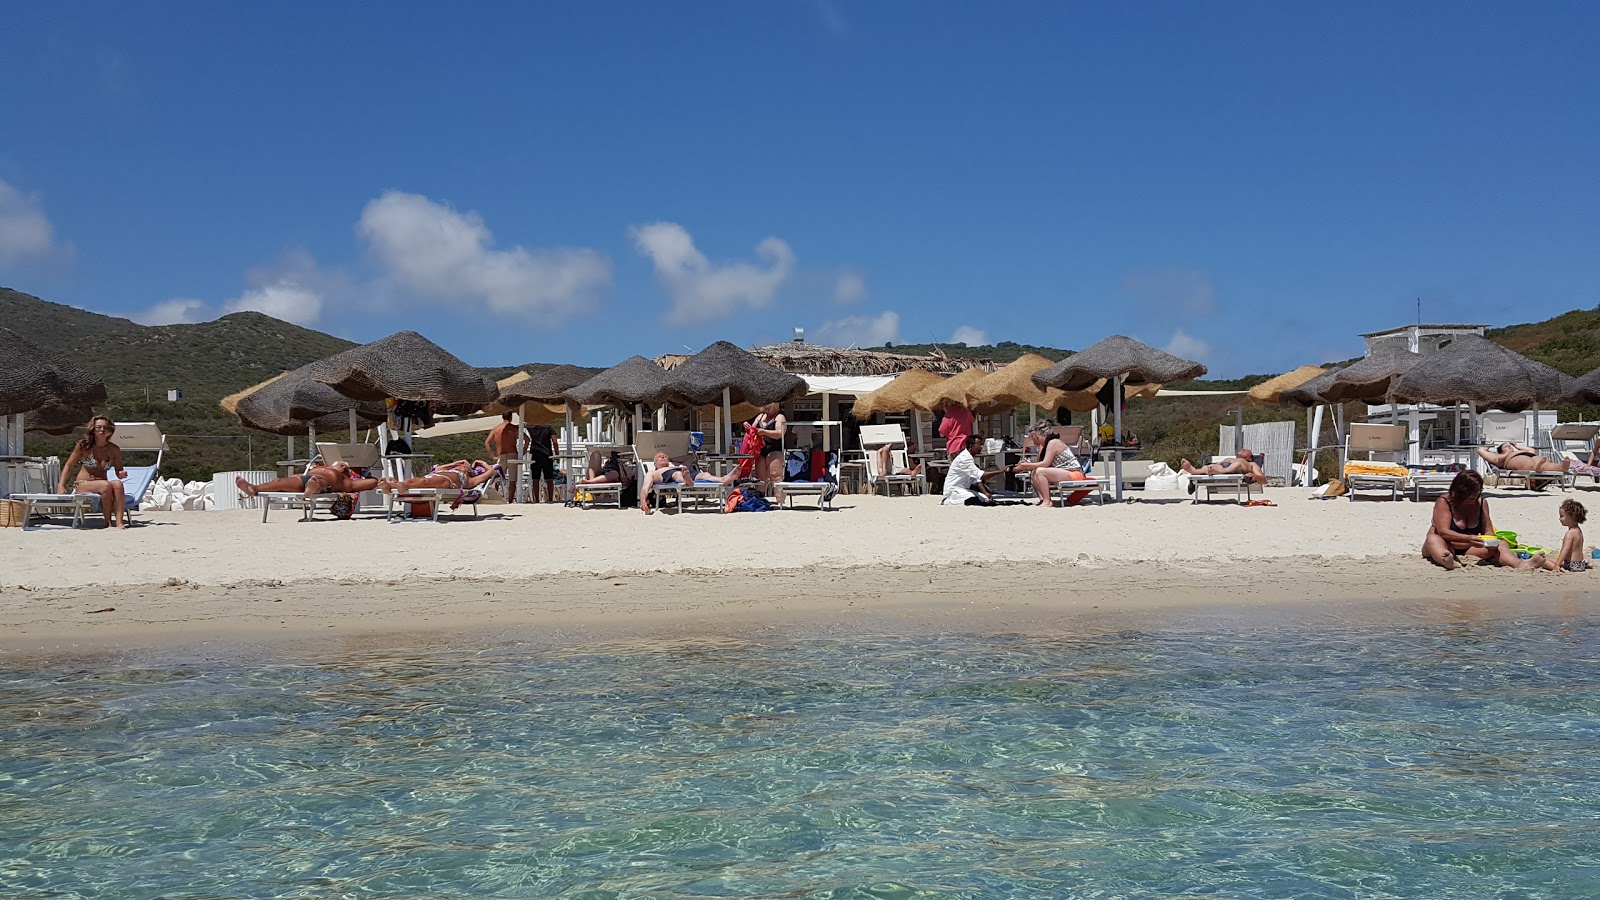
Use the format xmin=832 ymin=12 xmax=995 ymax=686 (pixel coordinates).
xmin=565 ymin=355 xmax=674 ymax=441
xmin=225 ymin=362 xmax=387 ymax=438
xmin=1032 ymin=335 xmax=1207 ymax=500
xmin=0 ymin=327 xmax=107 ymax=417
xmin=493 ymin=365 xmax=602 ymax=408
xmin=910 ymin=367 xmax=992 ymax=412
xmin=661 ymin=341 xmax=808 ymax=452
xmin=1565 ymin=368 xmax=1600 ymax=407
xmin=308 ymin=331 xmax=498 ymax=416
xmin=1387 ymin=334 xmax=1574 ymax=413
xmin=1248 ymin=365 xmax=1325 ymax=403
xmin=22 ymin=402 xmax=95 ymax=435
xmin=1310 ymin=347 xmax=1421 ymax=404
xmin=852 ymin=369 xmax=945 ymax=419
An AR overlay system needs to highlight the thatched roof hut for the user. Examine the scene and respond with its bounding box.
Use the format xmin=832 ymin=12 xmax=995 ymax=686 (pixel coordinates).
xmin=564 ymin=355 xmax=673 ymax=408
xmin=658 ymin=341 xmax=990 ymax=377
xmin=494 ymin=365 xmax=603 ymax=407
xmin=1248 ymin=365 xmax=1325 ymax=403
xmin=223 ymin=363 xmax=388 ymax=436
xmin=0 ymin=327 xmax=108 ymax=416
xmin=1032 ymin=335 xmax=1206 ymax=391
xmin=661 ymin=341 xmax=808 ymax=406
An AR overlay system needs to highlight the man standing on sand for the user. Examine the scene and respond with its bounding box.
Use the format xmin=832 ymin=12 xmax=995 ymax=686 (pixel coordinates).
xmin=486 ymin=412 xmax=522 ymax=502
xmin=524 ymin=418 xmax=561 ymax=503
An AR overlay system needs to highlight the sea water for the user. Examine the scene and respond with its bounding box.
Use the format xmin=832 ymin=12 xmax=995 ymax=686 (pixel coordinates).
xmin=3 ymin=613 xmax=1599 ymax=898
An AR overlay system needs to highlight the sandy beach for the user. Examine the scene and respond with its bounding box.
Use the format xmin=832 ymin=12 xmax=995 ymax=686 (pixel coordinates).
xmin=3 ymin=486 xmax=1595 ymax=656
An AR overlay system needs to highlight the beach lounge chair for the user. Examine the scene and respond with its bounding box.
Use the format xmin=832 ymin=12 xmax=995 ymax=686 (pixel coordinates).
xmin=372 ymin=424 xmax=481 ymax=522
xmin=1552 ymin=424 xmax=1600 ymax=488
xmin=1050 ymin=473 xmax=1113 ymax=506
xmin=1342 ymin=423 xmax=1408 ymax=501
xmin=570 ymin=444 xmax=630 ymax=509
xmin=636 ymin=431 xmax=730 ymax=513
xmin=15 ymin=423 xmax=165 ymax=528
xmin=1187 ymin=461 xmax=1262 ymax=504
xmin=775 ymin=449 xmax=838 ymax=510
xmin=252 ymin=442 xmax=383 ymax=523
xmin=1478 ymin=412 xmax=1565 ymax=491
xmin=858 ymin=424 xmax=925 ymax=497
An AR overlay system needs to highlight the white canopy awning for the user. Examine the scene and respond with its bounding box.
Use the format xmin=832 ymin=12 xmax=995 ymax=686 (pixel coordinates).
xmin=802 ymin=375 xmax=895 ymax=396
xmin=414 ymin=415 xmax=501 ymax=438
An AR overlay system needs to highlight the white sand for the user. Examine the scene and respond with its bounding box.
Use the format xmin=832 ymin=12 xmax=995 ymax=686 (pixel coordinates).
xmin=1 ymin=487 xmax=1593 ymax=654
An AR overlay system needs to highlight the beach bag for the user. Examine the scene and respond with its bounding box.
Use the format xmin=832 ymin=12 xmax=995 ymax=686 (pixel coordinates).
xmin=1324 ymin=478 xmax=1348 ymax=498
xmin=328 ymin=493 xmax=358 ymax=520
xmin=385 ymin=437 xmax=413 ymax=456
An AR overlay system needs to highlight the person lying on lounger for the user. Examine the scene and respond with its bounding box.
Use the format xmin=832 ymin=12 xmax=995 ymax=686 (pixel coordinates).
xmin=237 ymin=462 xmax=381 ymax=500
xmin=577 ymin=449 xmax=626 ymax=486
xmin=1180 ymin=449 xmax=1268 ymax=486
xmin=639 ymin=451 xmax=738 ymax=514
xmin=1477 ymin=442 xmax=1570 ymax=479
xmin=378 ymin=460 xmax=501 ymax=495
xmin=873 ymin=443 xmax=921 ymax=482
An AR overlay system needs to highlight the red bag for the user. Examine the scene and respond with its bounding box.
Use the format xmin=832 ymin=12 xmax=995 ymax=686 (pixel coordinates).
xmin=409 ymin=500 xmax=434 ymax=518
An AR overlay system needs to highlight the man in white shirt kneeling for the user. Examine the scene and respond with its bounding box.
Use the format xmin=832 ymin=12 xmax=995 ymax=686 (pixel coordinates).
xmin=942 ymin=433 xmax=1009 ymax=506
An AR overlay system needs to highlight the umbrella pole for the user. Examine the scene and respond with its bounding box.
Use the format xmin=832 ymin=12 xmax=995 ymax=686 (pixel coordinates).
xmin=1234 ymin=407 xmax=1244 ymax=454
xmin=634 ymin=404 xmax=642 ymax=440
xmin=913 ymin=410 xmax=924 ymax=454
xmin=286 ymin=436 xmax=294 ymax=470
xmin=349 ymin=407 xmax=358 ymax=443
xmin=724 ymin=387 xmax=732 ymax=456
xmin=1307 ymin=405 xmax=1324 ymax=487
xmin=564 ymin=404 xmax=574 ymax=503
xmin=1029 ymin=403 xmax=1036 ymax=429
xmin=1114 ymin=375 xmax=1125 ymax=502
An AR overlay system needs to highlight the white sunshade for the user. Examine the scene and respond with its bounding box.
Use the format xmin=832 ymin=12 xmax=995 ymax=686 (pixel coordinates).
xmin=414 ymin=415 xmax=503 ymax=438
xmin=802 ymin=375 xmax=896 ymax=396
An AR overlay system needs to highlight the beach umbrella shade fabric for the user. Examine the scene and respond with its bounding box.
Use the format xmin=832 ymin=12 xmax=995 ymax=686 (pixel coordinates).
xmin=22 ymin=402 xmax=95 ymax=435
xmin=911 ymin=367 xmax=992 ymax=411
xmin=966 ymin=354 xmax=1066 ymax=409
xmin=0 ymin=327 xmax=108 ymax=416
xmin=1248 ymin=365 xmax=1326 ymax=403
xmin=1287 ymin=347 xmax=1423 ymax=405
xmin=661 ymin=341 xmax=808 ymax=407
xmin=852 ymin=369 xmax=946 ymax=419
xmin=308 ymin=331 xmax=498 ymax=413
xmin=1030 ymin=335 xmax=1206 ymax=391
xmin=563 ymin=355 xmax=674 ymax=408
xmin=226 ymin=362 xmax=389 ymax=436
xmin=1566 ymin=368 xmax=1600 ymax=406
xmin=1387 ymin=334 xmax=1575 ymax=412
xmin=1278 ymin=367 xmax=1343 ymax=407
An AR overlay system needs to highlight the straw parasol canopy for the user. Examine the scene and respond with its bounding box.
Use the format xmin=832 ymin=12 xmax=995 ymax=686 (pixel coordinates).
xmin=224 ymin=362 xmax=389 ymax=436
xmin=1280 ymin=347 xmax=1422 ymax=406
xmin=1387 ymin=334 xmax=1575 ymax=412
xmin=1248 ymin=365 xmax=1326 ymax=403
xmin=1565 ymin=368 xmax=1600 ymax=407
xmin=308 ymin=330 xmax=498 ymax=413
xmin=852 ymin=369 xmax=946 ymax=419
xmin=564 ymin=355 xmax=673 ymax=408
xmin=0 ymin=327 xmax=108 ymax=416
xmin=493 ymin=365 xmax=602 ymax=408
xmin=967 ymin=354 xmax=1066 ymax=410
xmin=660 ymin=341 xmax=808 ymax=407
xmin=911 ymin=366 xmax=993 ymax=411
xmin=1031 ymin=335 xmax=1206 ymax=391
xmin=22 ymin=402 xmax=95 ymax=435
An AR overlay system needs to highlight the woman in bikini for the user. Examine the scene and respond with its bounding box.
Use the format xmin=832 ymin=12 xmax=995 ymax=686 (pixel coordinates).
xmin=1477 ymin=442 xmax=1571 ymax=480
xmin=1423 ymin=470 xmax=1541 ymax=569
xmin=379 ymin=459 xmax=501 ymax=495
xmin=1012 ymin=425 xmax=1093 ymax=508
xmin=57 ymin=415 xmax=129 ymax=529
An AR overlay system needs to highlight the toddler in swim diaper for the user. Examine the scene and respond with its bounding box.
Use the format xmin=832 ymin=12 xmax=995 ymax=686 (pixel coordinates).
xmin=1541 ymin=499 xmax=1588 ymax=573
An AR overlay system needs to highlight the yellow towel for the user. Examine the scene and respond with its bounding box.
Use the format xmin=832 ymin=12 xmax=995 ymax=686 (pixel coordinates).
xmin=1344 ymin=461 xmax=1408 ymax=478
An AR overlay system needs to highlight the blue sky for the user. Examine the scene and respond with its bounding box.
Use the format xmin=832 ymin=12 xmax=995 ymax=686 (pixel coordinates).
xmin=2 ymin=2 xmax=1596 ymax=377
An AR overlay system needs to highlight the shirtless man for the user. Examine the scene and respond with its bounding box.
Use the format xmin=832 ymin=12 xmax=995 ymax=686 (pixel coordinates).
xmin=1477 ymin=442 xmax=1571 ymax=478
xmin=484 ymin=412 xmax=521 ymax=502
xmin=237 ymin=462 xmax=380 ymax=499
xmin=1180 ymin=449 xmax=1269 ymax=486
xmin=640 ymin=451 xmax=738 ymax=514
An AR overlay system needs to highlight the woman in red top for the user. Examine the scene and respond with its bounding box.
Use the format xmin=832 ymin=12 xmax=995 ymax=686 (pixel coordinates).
xmin=937 ymin=402 xmax=974 ymax=457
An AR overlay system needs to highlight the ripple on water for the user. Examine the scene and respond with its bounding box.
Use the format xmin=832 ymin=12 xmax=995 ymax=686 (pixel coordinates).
xmin=3 ymin=617 xmax=1600 ymax=898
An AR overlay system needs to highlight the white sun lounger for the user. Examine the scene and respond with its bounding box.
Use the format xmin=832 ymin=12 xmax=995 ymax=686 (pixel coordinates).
xmin=636 ymin=431 xmax=729 ymax=513
xmin=1051 ymin=475 xmax=1113 ymax=506
xmin=15 ymin=423 xmax=165 ymax=528
xmin=858 ymin=424 xmax=925 ymax=497
xmin=1342 ymin=424 xmax=1408 ymax=501
xmin=1188 ymin=474 xmax=1260 ymax=504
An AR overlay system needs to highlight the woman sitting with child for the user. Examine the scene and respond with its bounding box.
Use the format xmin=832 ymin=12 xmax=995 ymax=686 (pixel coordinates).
xmin=1422 ymin=471 xmax=1542 ymax=569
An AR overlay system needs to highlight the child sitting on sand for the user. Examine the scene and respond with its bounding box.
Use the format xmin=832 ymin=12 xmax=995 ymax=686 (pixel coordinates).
xmin=1540 ymin=499 xmax=1588 ymax=573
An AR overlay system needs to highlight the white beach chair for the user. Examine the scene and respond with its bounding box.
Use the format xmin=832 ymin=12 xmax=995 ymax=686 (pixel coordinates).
xmin=16 ymin=423 xmax=166 ymax=528
xmin=373 ymin=423 xmax=481 ymax=521
xmin=775 ymin=449 xmax=838 ymax=510
xmin=1340 ymin=423 xmax=1408 ymax=501
xmin=1552 ymin=423 xmax=1600 ymax=489
xmin=1187 ymin=468 xmax=1261 ymax=504
xmin=569 ymin=445 xmax=630 ymax=509
xmin=858 ymin=424 xmax=925 ymax=497
xmin=1050 ymin=474 xmax=1113 ymax=506
xmin=636 ymin=431 xmax=729 ymax=513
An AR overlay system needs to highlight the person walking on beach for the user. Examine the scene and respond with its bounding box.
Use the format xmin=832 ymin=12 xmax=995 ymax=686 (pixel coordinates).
xmin=486 ymin=412 xmax=521 ymax=502
xmin=524 ymin=419 xmax=560 ymax=503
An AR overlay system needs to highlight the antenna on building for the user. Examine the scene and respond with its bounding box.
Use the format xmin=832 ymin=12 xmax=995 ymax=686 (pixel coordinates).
xmin=1417 ymin=297 xmax=1421 ymax=325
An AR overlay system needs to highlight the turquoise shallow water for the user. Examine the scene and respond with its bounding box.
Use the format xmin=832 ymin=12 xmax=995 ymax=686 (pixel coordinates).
xmin=3 ymin=614 xmax=1599 ymax=898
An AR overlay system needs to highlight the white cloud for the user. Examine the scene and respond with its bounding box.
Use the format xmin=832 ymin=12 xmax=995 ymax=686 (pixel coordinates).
xmin=0 ymin=178 xmax=67 ymax=269
xmin=630 ymin=222 xmax=795 ymax=324
xmin=833 ymin=270 xmax=866 ymax=304
xmin=814 ymin=310 xmax=900 ymax=348
xmin=1122 ymin=267 xmax=1216 ymax=316
xmin=1164 ymin=329 xmax=1212 ymax=361
xmin=131 ymin=298 xmax=209 ymax=326
xmin=359 ymin=191 xmax=610 ymax=322
xmin=225 ymin=281 xmax=323 ymax=325
xmin=951 ymin=325 xmax=988 ymax=346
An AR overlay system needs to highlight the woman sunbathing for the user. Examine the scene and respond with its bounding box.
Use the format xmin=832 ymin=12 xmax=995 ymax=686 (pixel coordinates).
xmin=1423 ymin=470 xmax=1542 ymax=570
xmin=1180 ymin=450 xmax=1268 ymax=486
xmin=1477 ymin=442 xmax=1570 ymax=478
xmin=639 ymin=452 xmax=737 ymax=514
xmin=380 ymin=460 xmax=501 ymax=495
xmin=577 ymin=449 xmax=625 ymax=485
xmin=237 ymin=462 xmax=380 ymax=500
xmin=58 ymin=415 xmax=129 ymax=529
